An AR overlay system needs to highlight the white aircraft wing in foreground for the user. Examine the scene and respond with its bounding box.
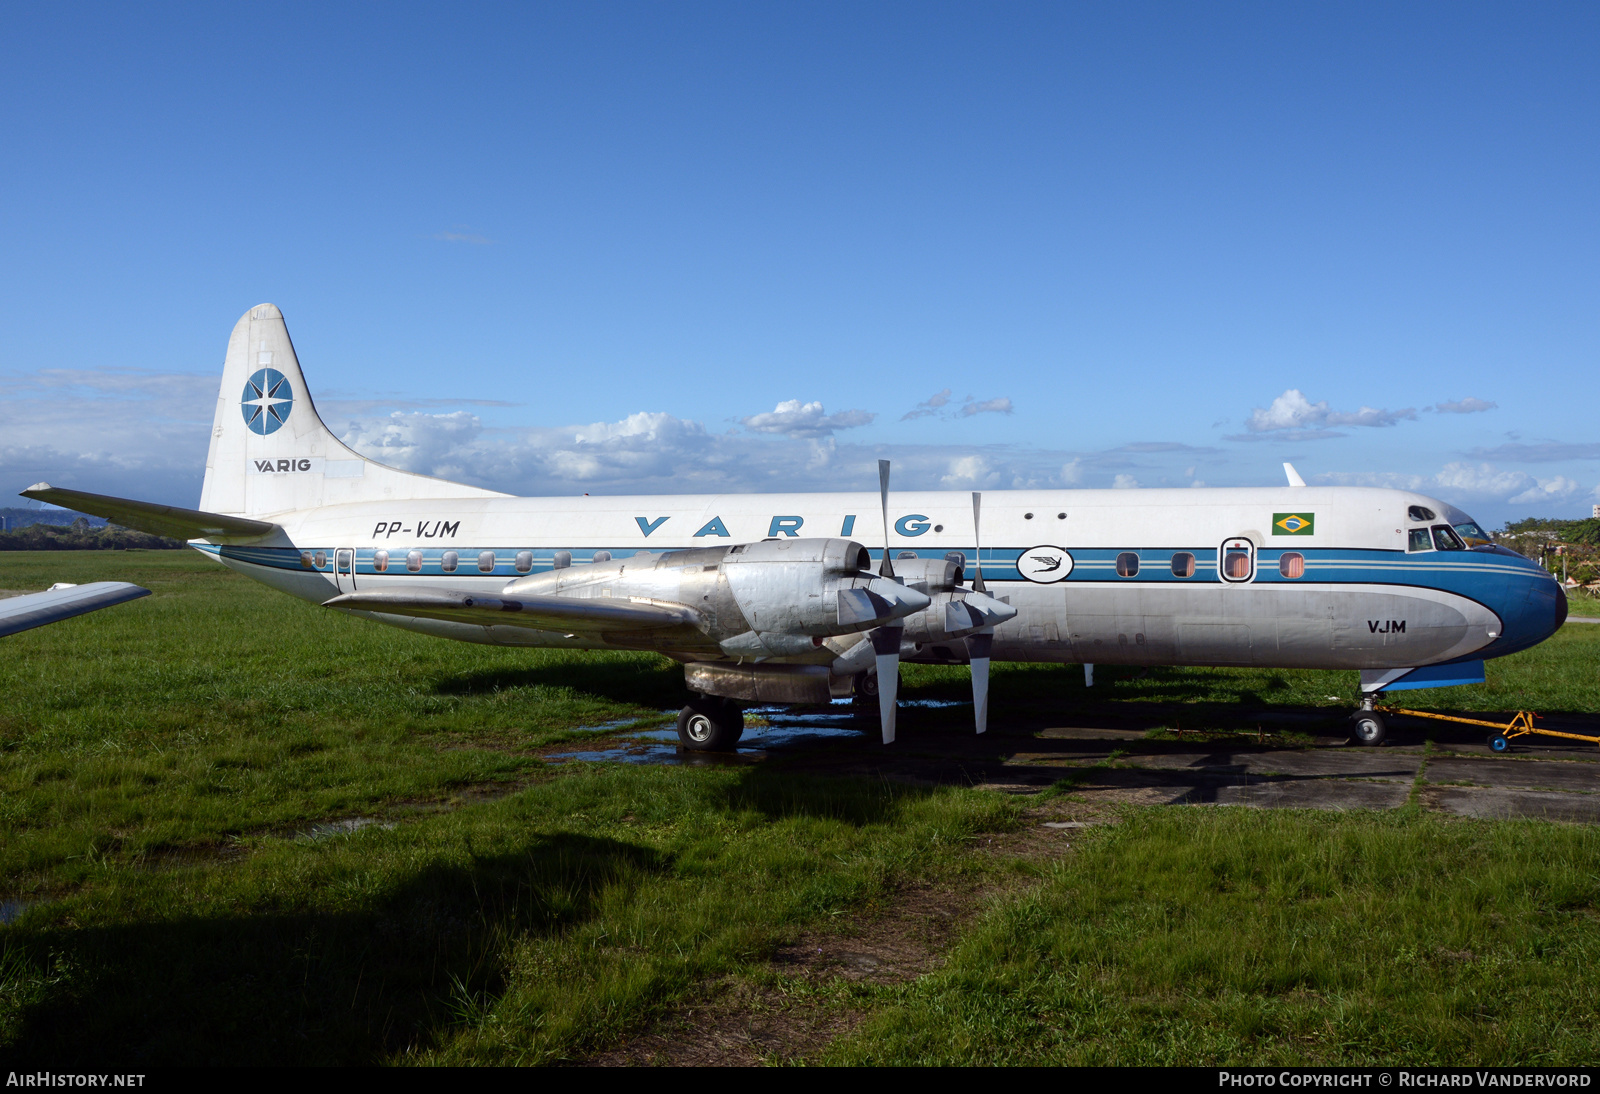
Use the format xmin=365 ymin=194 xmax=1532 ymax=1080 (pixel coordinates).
xmin=0 ymin=582 xmax=151 ymax=638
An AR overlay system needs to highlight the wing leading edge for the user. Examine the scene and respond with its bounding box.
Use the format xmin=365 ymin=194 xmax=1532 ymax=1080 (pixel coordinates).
xmin=323 ymin=587 xmax=700 ymax=634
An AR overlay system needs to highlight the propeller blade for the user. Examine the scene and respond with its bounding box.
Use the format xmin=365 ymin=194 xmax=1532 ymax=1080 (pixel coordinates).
xmin=870 ymin=625 xmax=902 ymax=744
xmin=971 ymin=491 xmax=987 ymax=595
xmin=966 ymin=631 xmax=992 ymax=735
xmin=879 ymin=459 xmax=895 ymax=579
xmin=967 ymin=491 xmax=995 ymax=734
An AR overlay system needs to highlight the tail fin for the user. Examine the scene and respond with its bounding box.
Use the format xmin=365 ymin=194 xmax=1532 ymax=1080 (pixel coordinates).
xmin=200 ymin=304 xmax=507 ymax=517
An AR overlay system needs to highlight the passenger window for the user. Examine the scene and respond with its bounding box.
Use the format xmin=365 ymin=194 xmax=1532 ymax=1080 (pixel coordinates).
xmin=518 ymin=551 xmax=536 ymax=573
xmin=1116 ymin=552 xmax=1140 ymax=577
xmin=406 ymin=550 xmax=423 ymax=573
xmin=373 ymin=550 xmax=389 ymax=573
xmin=592 ymin=551 xmax=612 ymax=563
xmin=1220 ymin=538 xmax=1254 ymax=582
xmin=299 ymin=552 xmax=315 ymax=570
xmin=1408 ymin=529 xmax=1433 ymax=552
xmin=477 ymin=551 xmax=496 ymax=573
xmin=1279 ymin=552 xmax=1305 ymax=579
xmin=314 ymin=550 xmax=327 ymax=569
xmin=1170 ymin=552 xmax=1195 ymax=578
xmin=1432 ymin=525 xmax=1465 ymax=551
xmin=441 ymin=551 xmax=458 ymax=573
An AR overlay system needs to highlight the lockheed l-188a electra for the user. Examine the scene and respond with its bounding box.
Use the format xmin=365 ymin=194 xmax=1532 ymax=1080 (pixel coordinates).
xmin=25 ymin=305 xmax=1568 ymax=750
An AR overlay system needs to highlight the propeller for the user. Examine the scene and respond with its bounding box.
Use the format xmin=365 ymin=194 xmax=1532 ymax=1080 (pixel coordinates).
xmin=967 ymin=491 xmax=995 ymax=734
xmin=872 ymin=459 xmax=902 ymax=744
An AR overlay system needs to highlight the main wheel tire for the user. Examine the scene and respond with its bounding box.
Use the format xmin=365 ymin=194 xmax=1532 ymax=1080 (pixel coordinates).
xmin=677 ymin=696 xmax=745 ymax=751
xmin=1351 ymin=710 xmax=1388 ymax=747
xmin=853 ymin=671 xmax=880 ymax=702
xmin=1489 ymin=733 xmax=1511 ymax=753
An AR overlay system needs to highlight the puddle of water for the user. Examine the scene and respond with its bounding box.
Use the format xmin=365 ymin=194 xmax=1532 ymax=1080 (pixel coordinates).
xmin=0 ymin=899 xmax=33 ymax=926
xmin=297 ymin=818 xmax=396 ymax=842
xmin=548 ymin=698 xmax=965 ymax=766
xmin=569 ymin=716 xmax=665 ymax=735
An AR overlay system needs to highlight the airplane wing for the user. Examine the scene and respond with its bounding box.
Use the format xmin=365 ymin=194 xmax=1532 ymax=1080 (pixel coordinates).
xmin=322 ymin=587 xmax=701 ymax=634
xmin=19 ymin=484 xmax=280 ymax=541
xmin=0 ymin=582 xmax=151 ymax=638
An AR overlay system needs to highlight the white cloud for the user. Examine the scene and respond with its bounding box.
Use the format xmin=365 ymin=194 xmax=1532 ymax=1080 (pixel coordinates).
xmin=1433 ymin=397 xmax=1497 ymax=414
xmin=1508 ymin=476 xmax=1584 ymax=506
xmin=903 ymin=390 xmax=1013 ymax=421
xmin=1112 ymin=474 xmax=1140 ymax=489
xmin=1236 ymin=389 xmax=1416 ymax=439
xmin=739 ymin=399 xmax=875 ymax=439
xmin=1432 ymin=462 xmax=1530 ymax=498
xmin=958 ymin=397 xmax=1014 ymax=418
xmin=902 ymin=388 xmax=953 ymax=421
xmin=1058 ymin=458 xmax=1084 ymax=485
xmin=1313 ymin=462 xmax=1591 ymax=513
xmin=940 ymin=455 xmax=1002 ymax=489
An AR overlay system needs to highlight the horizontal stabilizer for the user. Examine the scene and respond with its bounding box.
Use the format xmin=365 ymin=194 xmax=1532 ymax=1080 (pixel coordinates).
xmin=322 ymin=587 xmax=700 ymax=634
xmin=20 ymin=484 xmax=280 ymax=541
xmin=0 ymin=581 xmax=151 ymax=638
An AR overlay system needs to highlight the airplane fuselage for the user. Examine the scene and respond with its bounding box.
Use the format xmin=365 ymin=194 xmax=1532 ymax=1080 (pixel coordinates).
xmin=194 ymin=484 xmax=1565 ymax=673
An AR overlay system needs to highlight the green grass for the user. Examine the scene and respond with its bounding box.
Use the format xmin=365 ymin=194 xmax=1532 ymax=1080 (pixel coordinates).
xmin=4 ymin=550 xmax=1600 ymax=1065
xmin=824 ymin=808 xmax=1600 ymax=1066
xmin=1567 ymin=589 xmax=1600 ymax=618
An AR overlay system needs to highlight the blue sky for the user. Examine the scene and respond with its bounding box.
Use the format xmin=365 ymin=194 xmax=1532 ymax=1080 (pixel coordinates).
xmin=2 ymin=2 xmax=1596 ymax=525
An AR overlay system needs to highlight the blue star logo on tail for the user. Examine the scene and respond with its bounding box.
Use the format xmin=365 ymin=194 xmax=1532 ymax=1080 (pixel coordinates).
xmin=242 ymin=368 xmax=294 ymax=435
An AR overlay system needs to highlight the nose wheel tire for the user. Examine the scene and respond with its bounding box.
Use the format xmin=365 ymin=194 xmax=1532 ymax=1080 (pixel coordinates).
xmin=1351 ymin=710 xmax=1388 ymax=747
xmin=677 ymin=696 xmax=745 ymax=752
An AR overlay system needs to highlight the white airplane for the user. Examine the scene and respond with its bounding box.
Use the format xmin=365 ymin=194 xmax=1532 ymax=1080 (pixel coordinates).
xmin=0 ymin=582 xmax=150 ymax=637
xmin=23 ymin=304 xmax=1567 ymax=749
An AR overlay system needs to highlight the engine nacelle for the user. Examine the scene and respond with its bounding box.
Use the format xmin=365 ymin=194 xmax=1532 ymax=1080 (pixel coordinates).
xmin=499 ymin=538 xmax=929 ymax=655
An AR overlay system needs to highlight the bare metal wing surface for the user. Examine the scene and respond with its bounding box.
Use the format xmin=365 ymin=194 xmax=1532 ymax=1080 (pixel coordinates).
xmin=0 ymin=582 xmax=151 ymax=638
xmin=323 ymin=587 xmax=700 ymax=633
xmin=19 ymin=484 xmax=279 ymax=542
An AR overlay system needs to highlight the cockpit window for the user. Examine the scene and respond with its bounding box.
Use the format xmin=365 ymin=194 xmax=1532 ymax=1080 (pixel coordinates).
xmin=1453 ymin=520 xmax=1491 ymax=547
xmin=1432 ymin=524 xmax=1465 ymax=551
xmin=1408 ymin=529 xmax=1433 ymax=553
xmin=1408 ymin=505 xmax=1436 ymax=522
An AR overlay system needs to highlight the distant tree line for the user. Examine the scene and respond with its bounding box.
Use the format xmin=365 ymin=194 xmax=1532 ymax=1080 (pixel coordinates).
xmin=1498 ymin=516 xmax=1600 ymax=546
xmin=0 ymin=518 xmax=186 ymax=551
xmin=1496 ymin=518 xmax=1600 ymax=594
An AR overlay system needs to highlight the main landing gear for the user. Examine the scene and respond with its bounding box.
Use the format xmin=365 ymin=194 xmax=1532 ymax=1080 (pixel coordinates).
xmin=676 ymin=694 xmax=745 ymax=751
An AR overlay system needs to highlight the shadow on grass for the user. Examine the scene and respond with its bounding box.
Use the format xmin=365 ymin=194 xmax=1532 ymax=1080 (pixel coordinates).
xmin=433 ymin=655 xmax=685 ymax=707
xmin=4 ymin=832 xmax=668 ymax=1065
xmin=719 ymin=763 xmax=941 ymax=826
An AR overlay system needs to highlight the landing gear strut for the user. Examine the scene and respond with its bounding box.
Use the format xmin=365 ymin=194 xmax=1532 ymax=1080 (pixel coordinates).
xmin=677 ymin=694 xmax=745 ymax=752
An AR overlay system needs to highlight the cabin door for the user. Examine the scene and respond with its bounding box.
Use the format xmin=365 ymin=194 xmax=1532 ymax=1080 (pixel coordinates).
xmin=335 ymin=549 xmax=356 ymax=594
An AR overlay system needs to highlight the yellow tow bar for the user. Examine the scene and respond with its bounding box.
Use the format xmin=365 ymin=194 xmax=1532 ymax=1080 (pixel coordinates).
xmin=1375 ymin=706 xmax=1600 ymax=753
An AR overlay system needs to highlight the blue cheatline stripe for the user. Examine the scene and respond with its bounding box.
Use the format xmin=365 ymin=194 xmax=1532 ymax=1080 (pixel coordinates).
xmin=206 ymin=543 xmax=1550 ymax=600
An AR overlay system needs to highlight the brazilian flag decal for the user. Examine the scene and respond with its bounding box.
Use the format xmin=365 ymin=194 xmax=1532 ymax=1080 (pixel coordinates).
xmin=1273 ymin=513 xmax=1315 ymax=536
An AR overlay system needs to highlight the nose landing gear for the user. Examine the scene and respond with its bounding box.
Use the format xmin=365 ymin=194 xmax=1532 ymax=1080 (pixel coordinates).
xmin=1350 ymin=702 xmax=1389 ymax=747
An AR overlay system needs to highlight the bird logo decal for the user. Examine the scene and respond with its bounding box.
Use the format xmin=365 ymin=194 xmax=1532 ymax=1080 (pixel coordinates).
xmin=1017 ymin=545 xmax=1075 ymax=583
